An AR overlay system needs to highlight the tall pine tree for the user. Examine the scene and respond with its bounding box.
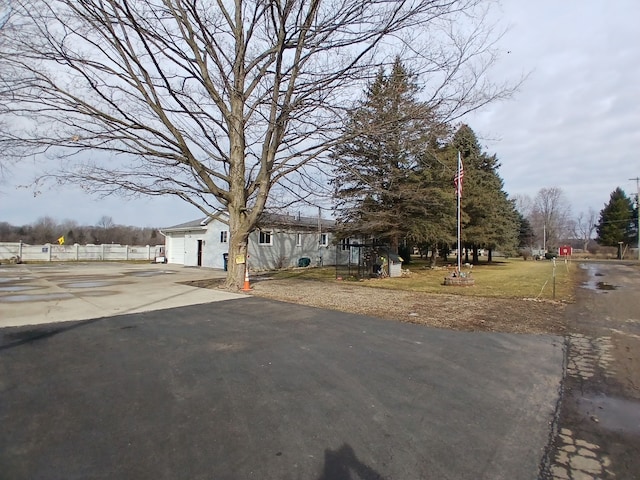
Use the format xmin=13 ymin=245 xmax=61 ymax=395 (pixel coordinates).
xmin=332 ymin=59 xmax=451 ymax=253
xmin=452 ymin=125 xmax=518 ymax=262
xmin=596 ymin=187 xmax=636 ymax=247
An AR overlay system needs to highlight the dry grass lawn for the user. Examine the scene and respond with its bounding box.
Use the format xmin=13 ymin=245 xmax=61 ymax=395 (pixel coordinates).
xmin=240 ymin=258 xmax=577 ymax=335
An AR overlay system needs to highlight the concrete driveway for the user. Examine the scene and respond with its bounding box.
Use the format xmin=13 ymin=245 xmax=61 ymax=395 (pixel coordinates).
xmin=0 ymin=290 xmax=564 ymax=479
xmin=0 ymin=262 xmax=243 ymax=327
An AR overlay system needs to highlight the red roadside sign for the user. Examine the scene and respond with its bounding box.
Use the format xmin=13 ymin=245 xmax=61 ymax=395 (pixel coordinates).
xmin=559 ymin=246 xmax=572 ymax=256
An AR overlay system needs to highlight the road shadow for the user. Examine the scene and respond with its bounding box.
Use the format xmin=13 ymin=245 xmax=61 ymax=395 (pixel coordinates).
xmin=316 ymin=443 xmax=385 ymax=480
xmin=0 ymin=318 xmax=104 ymax=351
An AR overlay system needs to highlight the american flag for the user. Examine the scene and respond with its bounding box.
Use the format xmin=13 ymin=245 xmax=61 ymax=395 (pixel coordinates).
xmin=454 ymin=154 xmax=464 ymax=197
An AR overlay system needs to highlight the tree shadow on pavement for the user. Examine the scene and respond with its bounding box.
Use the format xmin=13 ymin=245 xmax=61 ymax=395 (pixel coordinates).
xmin=0 ymin=318 xmax=104 ymax=351
xmin=316 ymin=443 xmax=385 ymax=480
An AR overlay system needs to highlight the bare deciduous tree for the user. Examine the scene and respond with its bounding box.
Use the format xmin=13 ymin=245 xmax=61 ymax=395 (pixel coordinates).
xmin=96 ymin=215 xmax=115 ymax=230
xmin=529 ymin=187 xmax=572 ymax=250
xmin=30 ymin=215 xmax=57 ymax=243
xmin=512 ymin=193 xmax=533 ymax=218
xmin=573 ymin=208 xmax=597 ymax=252
xmin=0 ymin=0 xmax=13 ymax=180
xmin=0 ymin=0 xmax=515 ymax=288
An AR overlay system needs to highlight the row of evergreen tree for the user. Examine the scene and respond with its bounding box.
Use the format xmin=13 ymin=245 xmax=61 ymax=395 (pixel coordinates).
xmin=331 ymin=59 xmax=520 ymax=262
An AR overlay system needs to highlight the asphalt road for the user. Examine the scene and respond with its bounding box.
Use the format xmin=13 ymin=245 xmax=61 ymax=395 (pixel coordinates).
xmin=1 ymin=297 xmax=563 ymax=480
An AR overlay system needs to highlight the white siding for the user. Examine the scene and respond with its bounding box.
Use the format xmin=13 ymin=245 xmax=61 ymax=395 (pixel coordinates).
xmin=182 ymin=231 xmax=205 ymax=266
xmin=200 ymin=220 xmax=230 ymax=269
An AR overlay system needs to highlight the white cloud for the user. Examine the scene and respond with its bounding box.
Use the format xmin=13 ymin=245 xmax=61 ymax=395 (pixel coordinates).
xmin=465 ymin=0 xmax=640 ymax=213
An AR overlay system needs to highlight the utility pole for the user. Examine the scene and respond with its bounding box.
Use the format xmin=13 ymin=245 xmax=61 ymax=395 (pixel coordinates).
xmin=631 ymin=177 xmax=640 ymax=261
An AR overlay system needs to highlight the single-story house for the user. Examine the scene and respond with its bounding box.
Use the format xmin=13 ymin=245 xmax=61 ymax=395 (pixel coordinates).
xmin=161 ymin=212 xmax=336 ymax=271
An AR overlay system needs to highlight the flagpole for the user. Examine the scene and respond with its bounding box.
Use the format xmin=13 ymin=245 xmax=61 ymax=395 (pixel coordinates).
xmin=457 ymin=151 xmax=461 ymax=274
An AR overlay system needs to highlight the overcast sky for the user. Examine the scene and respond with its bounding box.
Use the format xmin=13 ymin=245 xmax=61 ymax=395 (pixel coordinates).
xmin=1 ymin=0 xmax=639 ymax=228
xmin=466 ymin=0 xmax=640 ymax=216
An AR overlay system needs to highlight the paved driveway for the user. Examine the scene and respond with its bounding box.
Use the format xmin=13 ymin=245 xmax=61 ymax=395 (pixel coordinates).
xmin=0 ymin=262 xmax=242 ymax=327
xmin=0 ymin=296 xmax=563 ymax=479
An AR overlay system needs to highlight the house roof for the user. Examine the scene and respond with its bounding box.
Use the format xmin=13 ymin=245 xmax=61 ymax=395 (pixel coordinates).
xmin=162 ymin=218 xmax=207 ymax=231
xmin=162 ymin=211 xmax=335 ymax=233
xmin=257 ymin=212 xmax=335 ymax=231
xmin=162 ymin=211 xmax=229 ymax=232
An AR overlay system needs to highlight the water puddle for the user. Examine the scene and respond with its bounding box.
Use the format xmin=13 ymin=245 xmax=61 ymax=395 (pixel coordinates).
xmin=580 ymin=264 xmax=620 ymax=293
xmin=75 ymin=290 xmax=115 ymax=297
xmin=61 ymin=280 xmax=118 ymax=288
xmin=0 ymin=277 xmax=33 ymax=283
xmin=0 ymin=293 xmax=74 ymax=303
xmin=44 ymin=275 xmax=121 ymax=282
xmin=0 ymin=285 xmax=41 ymax=292
xmin=578 ymin=394 xmax=640 ymax=435
xmin=126 ymin=270 xmax=176 ymax=277
xmin=596 ymin=282 xmax=618 ymax=291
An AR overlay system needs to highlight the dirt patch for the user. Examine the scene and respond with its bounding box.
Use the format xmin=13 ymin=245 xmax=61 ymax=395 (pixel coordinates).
xmin=243 ymin=277 xmax=568 ymax=335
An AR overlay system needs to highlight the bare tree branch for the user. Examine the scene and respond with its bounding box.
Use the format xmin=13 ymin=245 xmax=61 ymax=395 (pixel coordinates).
xmin=0 ymin=0 xmax=515 ymax=287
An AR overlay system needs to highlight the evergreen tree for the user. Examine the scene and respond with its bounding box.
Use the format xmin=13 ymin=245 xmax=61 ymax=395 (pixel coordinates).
xmin=452 ymin=125 xmax=518 ymax=262
xmin=332 ymin=58 xmax=451 ymax=253
xmin=596 ymin=187 xmax=636 ymax=247
xmin=517 ymin=211 xmax=535 ymax=248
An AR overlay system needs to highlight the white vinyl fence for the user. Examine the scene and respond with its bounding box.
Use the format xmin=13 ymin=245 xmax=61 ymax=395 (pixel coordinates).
xmin=0 ymin=242 xmax=165 ymax=263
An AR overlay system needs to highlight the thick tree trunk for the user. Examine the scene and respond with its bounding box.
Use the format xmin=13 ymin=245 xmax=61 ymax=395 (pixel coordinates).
xmin=488 ymin=248 xmax=493 ymax=263
xmin=225 ymin=208 xmax=252 ymax=290
xmin=429 ymin=244 xmax=438 ymax=267
xmin=472 ymin=245 xmax=479 ymax=264
xmin=225 ymin=241 xmax=248 ymax=290
xmin=390 ymin=234 xmax=399 ymax=255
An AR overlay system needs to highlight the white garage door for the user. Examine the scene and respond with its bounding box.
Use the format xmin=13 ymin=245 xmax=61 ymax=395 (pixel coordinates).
xmin=168 ymin=234 xmax=185 ymax=264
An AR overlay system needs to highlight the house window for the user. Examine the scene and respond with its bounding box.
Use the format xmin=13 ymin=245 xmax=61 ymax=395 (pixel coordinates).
xmin=296 ymin=233 xmax=302 ymax=247
xmin=259 ymin=230 xmax=272 ymax=245
xmin=319 ymin=233 xmax=328 ymax=246
xmin=220 ymin=231 xmax=228 ymax=243
xmin=341 ymin=238 xmax=350 ymax=251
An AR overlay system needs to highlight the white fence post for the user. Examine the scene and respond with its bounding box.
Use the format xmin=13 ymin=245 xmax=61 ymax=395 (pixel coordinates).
xmin=75 ymin=243 xmax=80 ymax=261
xmin=46 ymin=243 xmax=52 ymax=262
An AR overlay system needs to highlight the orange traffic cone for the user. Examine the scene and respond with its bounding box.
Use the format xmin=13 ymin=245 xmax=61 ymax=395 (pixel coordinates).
xmin=242 ymin=264 xmax=251 ymax=291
